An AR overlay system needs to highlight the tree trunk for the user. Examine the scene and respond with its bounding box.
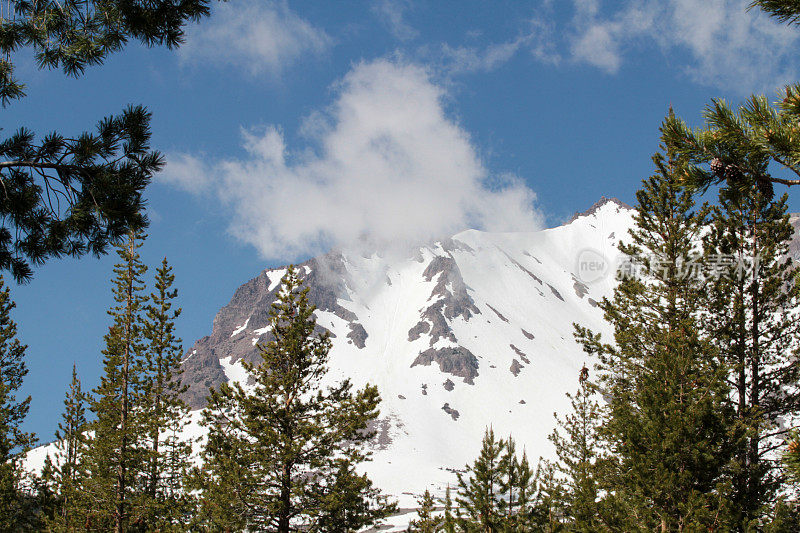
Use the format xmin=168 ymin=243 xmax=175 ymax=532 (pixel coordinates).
xmin=115 ymin=236 xmax=135 ymax=533
xmin=278 ymin=461 xmax=291 ymax=533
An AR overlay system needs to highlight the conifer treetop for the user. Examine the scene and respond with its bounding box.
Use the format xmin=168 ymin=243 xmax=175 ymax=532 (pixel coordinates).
xmin=195 ymin=265 xmax=394 ymax=531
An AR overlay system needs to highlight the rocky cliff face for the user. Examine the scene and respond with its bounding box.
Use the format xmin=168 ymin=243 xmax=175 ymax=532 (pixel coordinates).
xmin=180 ymin=251 xmax=367 ymax=408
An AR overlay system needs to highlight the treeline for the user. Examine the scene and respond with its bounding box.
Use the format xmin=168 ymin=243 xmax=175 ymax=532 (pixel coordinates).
xmin=0 ymin=234 xmax=194 ymax=531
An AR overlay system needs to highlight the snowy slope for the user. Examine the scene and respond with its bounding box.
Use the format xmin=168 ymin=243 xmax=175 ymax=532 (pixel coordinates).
xmin=25 ymin=197 xmax=636 ymax=528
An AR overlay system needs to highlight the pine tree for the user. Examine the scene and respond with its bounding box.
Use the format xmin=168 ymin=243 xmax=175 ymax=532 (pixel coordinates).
xmin=82 ymin=230 xmax=149 ymax=532
xmin=140 ymin=257 xmax=193 ymax=529
xmin=456 ymin=428 xmax=506 ymax=531
xmin=46 ymin=364 xmax=90 ymax=530
xmin=194 ymin=265 xmax=395 ymax=532
xmin=750 ymin=1 xmax=800 ymax=26
xmin=456 ymin=428 xmax=537 ymax=531
xmin=662 ymin=87 xmax=800 ymax=199
xmin=0 ymin=0 xmax=213 ymax=281
xmin=575 ymin=147 xmax=737 ymax=530
xmin=548 ymin=367 xmax=602 ymax=532
xmin=786 ymin=432 xmax=800 ymax=487
xmin=703 ymin=184 xmax=800 ymax=528
xmin=527 ymin=461 xmax=567 ymax=532
xmin=408 ymin=489 xmax=442 ymax=532
xmin=499 ymin=438 xmax=538 ymax=530
xmin=442 ymin=486 xmax=457 ymax=533
xmin=0 ymin=275 xmax=35 ymax=529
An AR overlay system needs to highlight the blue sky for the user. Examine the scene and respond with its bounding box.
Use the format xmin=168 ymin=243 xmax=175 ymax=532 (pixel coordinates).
xmin=8 ymin=0 xmax=800 ymax=440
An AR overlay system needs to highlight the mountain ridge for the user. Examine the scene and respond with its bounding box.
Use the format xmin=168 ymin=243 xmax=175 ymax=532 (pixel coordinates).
xmin=167 ymin=198 xmax=638 ymax=510
xmin=23 ymin=197 xmax=800 ymax=530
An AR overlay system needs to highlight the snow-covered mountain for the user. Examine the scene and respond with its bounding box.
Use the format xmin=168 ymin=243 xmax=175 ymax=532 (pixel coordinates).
xmin=25 ymin=197 xmax=639 ymax=528
xmin=176 ymin=197 xmax=635 ymax=500
xmin=25 ymin=196 xmax=800 ymax=529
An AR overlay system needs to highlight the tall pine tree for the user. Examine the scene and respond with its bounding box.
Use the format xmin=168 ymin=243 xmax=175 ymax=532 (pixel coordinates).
xmin=83 ymin=230 xmax=149 ymax=532
xmin=0 ymin=275 xmax=35 ymax=529
xmin=456 ymin=428 xmax=506 ymax=531
xmin=44 ymin=364 xmax=89 ymax=530
xmin=455 ymin=428 xmax=540 ymax=531
xmin=141 ymin=257 xmax=193 ymax=529
xmin=548 ymin=367 xmax=603 ymax=532
xmin=194 ymin=266 xmax=394 ymax=532
xmin=408 ymin=489 xmax=442 ymax=532
xmin=575 ymin=147 xmax=737 ymax=530
xmin=703 ymin=184 xmax=800 ymax=528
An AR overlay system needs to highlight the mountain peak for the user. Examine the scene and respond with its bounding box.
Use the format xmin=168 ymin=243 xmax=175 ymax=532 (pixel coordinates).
xmin=567 ymin=196 xmax=633 ymax=224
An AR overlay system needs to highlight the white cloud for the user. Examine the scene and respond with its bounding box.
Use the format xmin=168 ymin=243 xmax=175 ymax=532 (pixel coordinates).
xmin=438 ymin=19 xmax=561 ymax=75
xmin=441 ymin=39 xmax=526 ymax=74
xmin=158 ymin=152 xmax=211 ymax=194
xmin=161 ymin=60 xmax=542 ymax=259
xmin=571 ymin=24 xmax=621 ymax=73
xmin=179 ymin=0 xmax=331 ymax=77
xmin=373 ymin=0 xmax=419 ymax=41
xmin=567 ymin=0 xmax=799 ymax=92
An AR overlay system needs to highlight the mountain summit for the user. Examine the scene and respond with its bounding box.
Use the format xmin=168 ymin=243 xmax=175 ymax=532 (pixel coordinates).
xmin=175 ymin=198 xmax=636 ymax=505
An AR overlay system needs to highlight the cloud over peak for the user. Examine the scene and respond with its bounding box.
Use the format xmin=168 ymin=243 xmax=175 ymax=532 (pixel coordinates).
xmin=161 ymin=59 xmax=541 ymax=260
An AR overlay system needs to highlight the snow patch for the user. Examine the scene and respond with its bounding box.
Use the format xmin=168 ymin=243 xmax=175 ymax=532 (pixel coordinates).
xmin=220 ymin=355 xmax=249 ymax=386
xmin=266 ymin=268 xmax=287 ymax=291
xmin=230 ymin=318 xmax=249 ymax=338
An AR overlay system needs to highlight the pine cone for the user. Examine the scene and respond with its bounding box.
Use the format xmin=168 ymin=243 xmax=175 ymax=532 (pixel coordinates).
xmin=723 ymin=164 xmax=742 ymax=187
xmin=757 ymin=176 xmax=774 ymax=200
xmin=709 ymin=158 xmax=725 ymax=178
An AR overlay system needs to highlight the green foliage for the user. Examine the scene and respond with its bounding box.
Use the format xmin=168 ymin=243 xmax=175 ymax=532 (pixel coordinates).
xmin=661 ymin=84 xmax=800 ymax=201
xmin=44 ymin=364 xmax=91 ymax=530
xmin=442 ymin=486 xmax=456 ymax=533
xmin=0 ymin=107 xmax=163 ymax=282
xmin=574 ymin=148 xmax=737 ymax=530
xmin=455 ymin=428 xmax=545 ymax=531
xmin=140 ymin=257 xmax=195 ymax=529
xmin=68 ymin=233 xmax=193 ymax=531
xmin=0 ymin=0 xmax=213 ymax=281
xmin=704 ymin=186 xmax=800 ymax=527
xmin=456 ymin=428 xmax=507 ymax=530
xmin=786 ymin=432 xmax=800 ymax=486
xmin=763 ymin=497 xmax=800 ymax=532
xmin=81 ymin=231 xmax=150 ymax=531
xmin=194 ymin=265 xmax=394 ymax=532
xmin=408 ymin=489 xmax=442 ymax=532
xmin=0 ymin=275 xmax=36 ymax=529
xmin=548 ymin=369 xmax=602 ymax=532
xmin=0 ymin=0 xmax=211 ymax=101
xmin=750 ymin=0 xmax=800 ymax=25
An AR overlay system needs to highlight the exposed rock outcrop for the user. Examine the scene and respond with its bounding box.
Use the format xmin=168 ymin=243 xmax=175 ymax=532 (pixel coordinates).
xmin=407 ymin=254 xmax=480 ymax=346
xmin=180 ymin=252 xmax=364 ymax=409
xmin=412 ymin=347 xmax=479 ymax=384
xmin=510 ymin=344 xmax=531 ymax=364
xmin=567 ymin=196 xmax=633 ymax=224
xmin=442 ymin=403 xmax=460 ymax=421
xmin=347 ymin=322 xmax=368 ymax=348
